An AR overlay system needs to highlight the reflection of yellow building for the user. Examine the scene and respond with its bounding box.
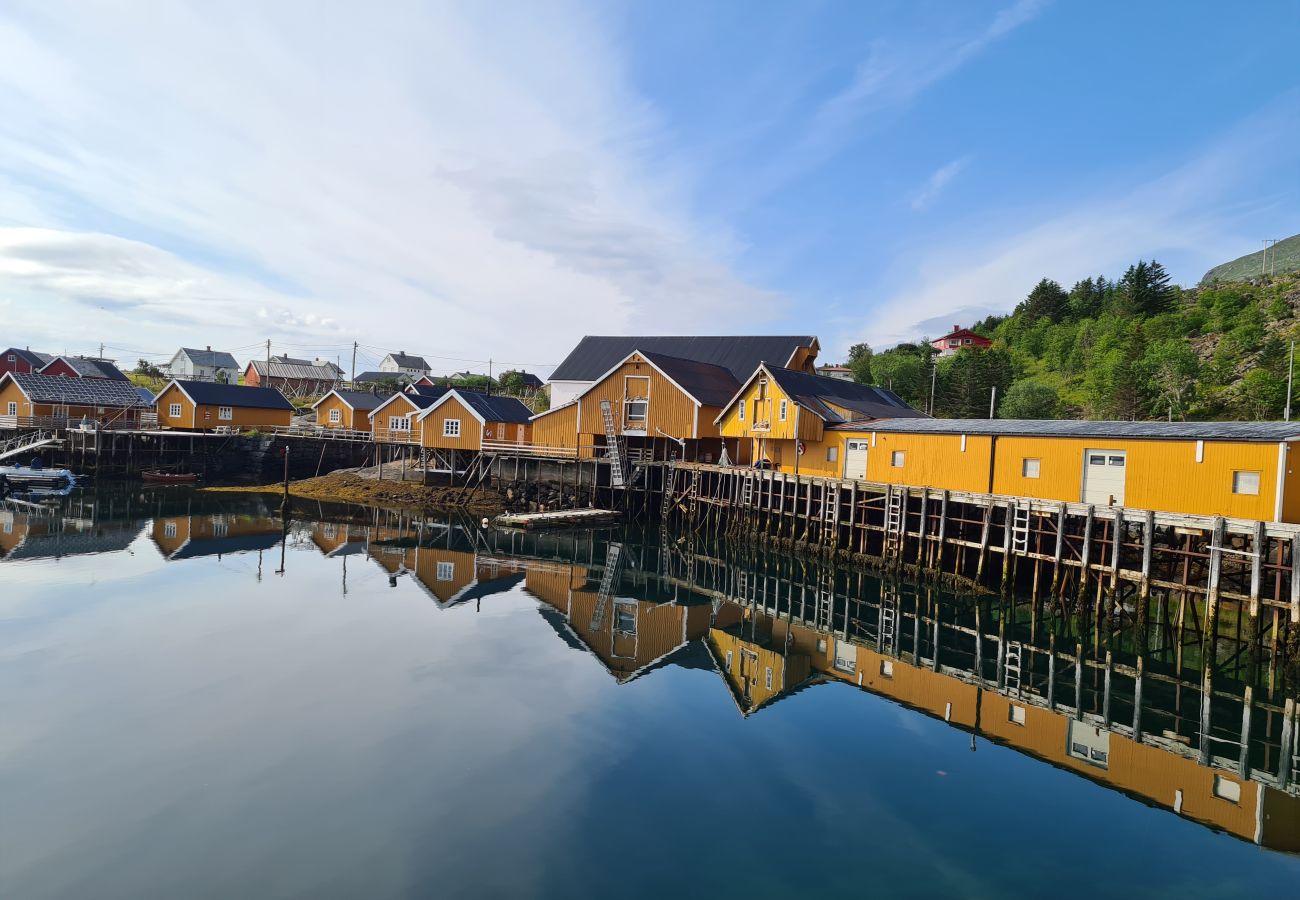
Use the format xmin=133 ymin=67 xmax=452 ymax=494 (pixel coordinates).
xmin=707 ymin=611 xmax=811 ymax=715
xmin=1 ymin=512 xmax=144 ymax=559
xmin=526 ymin=562 xmax=713 ymax=681
xmin=150 ymin=515 xmax=283 ymax=559
xmin=368 ymin=541 xmax=526 ymax=608
xmin=735 ymin=608 xmax=1300 ymax=852
xmin=310 ymin=522 xmax=368 ymax=557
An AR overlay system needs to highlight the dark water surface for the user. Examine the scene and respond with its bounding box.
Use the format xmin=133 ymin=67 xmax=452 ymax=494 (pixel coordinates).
xmin=3 ymin=488 xmax=1300 ymax=899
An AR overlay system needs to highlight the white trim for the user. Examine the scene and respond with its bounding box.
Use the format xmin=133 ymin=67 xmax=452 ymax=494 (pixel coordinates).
xmin=1274 ymin=442 xmax=1287 ymax=522
xmin=693 ymin=403 xmax=699 ymax=439
xmin=529 ymin=399 xmax=578 ymax=422
xmin=579 ymin=349 xmax=704 ymax=409
xmin=714 ymin=363 xmax=773 ymax=425
xmin=413 ymin=389 xmax=486 ymax=425
xmin=160 ymin=379 xmax=199 ymax=408
xmin=368 ymin=391 xmax=422 ymax=422
xmin=1195 ymin=439 xmax=1205 ymax=463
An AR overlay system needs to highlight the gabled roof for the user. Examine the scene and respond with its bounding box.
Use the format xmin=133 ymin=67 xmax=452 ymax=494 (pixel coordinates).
xmin=41 ymin=356 xmax=129 ymax=380
xmin=933 ymin=327 xmax=990 ymax=343
xmin=383 ymin=351 xmax=429 ymax=370
xmin=247 ymin=357 xmax=343 ymax=380
xmin=406 ymin=384 xmax=451 ymax=399
xmin=714 ymin=364 xmax=923 ymax=426
xmin=415 ymin=389 xmax=534 ymax=425
xmin=168 ymin=532 xmax=283 ymax=560
xmin=549 ymin=335 xmax=818 ymax=383
xmin=352 ymin=370 xmax=405 ymax=384
xmin=163 ymin=380 xmax=294 ymax=410
xmin=867 ymin=418 xmax=1300 ymax=442
xmin=639 ymin=351 xmax=741 ymax=407
xmin=175 ymin=347 xmax=239 ymax=369
xmin=370 ymin=390 xmax=440 ymax=419
xmin=2 ymin=348 xmax=49 ymax=367
xmin=2 ymin=372 xmax=153 ymax=407
xmin=312 ymin=389 xmax=383 ymax=411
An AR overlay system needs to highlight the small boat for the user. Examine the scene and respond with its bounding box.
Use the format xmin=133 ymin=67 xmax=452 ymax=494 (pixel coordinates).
xmin=142 ymin=470 xmax=200 ymax=484
xmin=0 ymin=465 xmax=78 ymax=490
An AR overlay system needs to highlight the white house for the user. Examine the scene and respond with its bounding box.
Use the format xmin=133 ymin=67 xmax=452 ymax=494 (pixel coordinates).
xmin=166 ymin=347 xmax=241 ymax=383
xmin=379 ymin=351 xmax=430 ymax=377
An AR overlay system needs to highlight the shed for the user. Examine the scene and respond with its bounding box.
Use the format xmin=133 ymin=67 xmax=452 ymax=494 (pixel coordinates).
xmin=313 ymin=389 xmax=383 ymax=430
xmin=0 ymin=372 xmax=152 ymax=427
xmin=155 ymin=379 xmax=294 ymax=431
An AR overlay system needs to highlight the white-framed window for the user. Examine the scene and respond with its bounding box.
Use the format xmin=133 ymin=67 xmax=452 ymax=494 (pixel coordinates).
xmin=213 ymin=521 xmax=229 ymax=537
xmin=879 ymin=660 xmax=894 ymax=678
xmin=443 ymin=419 xmax=461 ymax=437
xmin=5 ymin=354 xmax=13 ymax=362
xmin=168 ymin=403 xmax=182 ymax=418
xmin=1232 ymin=471 xmax=1260 ymax=495
xmin=765 ymin=667 xmax=773 ymax=690
xmin=164 ymin=522 xmax=177 ymax=539
xmin=329 ymin=408 xmax=341 ymax=423
xmin=891 ymin=450 xmax=905 ymax=467
xmin=1022 ymin=458 xmax=1041 ymax=478
xmin=6 ymin=401 xmax=15 ymax=416
xmin=738 ymin=399 xmax=745 ymax=421
xmin=322 ymin=523 xmax=337 ymax=539
xmin=826 ymin=446 xmax=838 ymax=462
xmin=614 ymin=601 xmax=637 ymax=634
xmin=779 ymin=399 xmax=787 ymax=421
xmin=1212 ymin=774 xmax=1242 ymax=804
xmin=725 ymin=650 xmax=733 ymax=672
xmin=436 ymin=561 xmax=454 ymax=581
xmin=218 ymin=406 xmax=233 ymax=421
xmin=1008 ymin=705 xmax=1027 ymax=726
xmin=389 ymin=415 xmax=410 ymax=431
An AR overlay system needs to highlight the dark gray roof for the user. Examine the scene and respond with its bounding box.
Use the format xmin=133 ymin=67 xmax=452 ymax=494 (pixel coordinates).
xmin=641 ymin=352 xmax=740 ymax=407
xmin=323 ymin=389 xmax=383 ymax=411
xmin=502 ymin=370 xmax=544 ymax=389
xmin=385 ymin=351 xmax=429 ymax=370
xmin=375 ymin=391 xmax=440 ymax=413
xmin=867 ymin=418 xmax=1300 ymax=442
xmin=43 ymin=356 xmax=129 ymax=380
xmin=177 ymin=347 xmax=239 ymax=369
xmin=550 ymin=335 xmax=817 ymax=383
xmin=3 ymin=522 xmax=144 ymax=560
xmin=4 ymin=372 xmax=153 ymax=407
xmin=353 ymin=371 xmax=405 ymax=384
xmin=407 ymin=384 xmax=451 ymax=399
xmin=170 ymin=380 xmax=294 ymax=410
xmin=2 ymin=348 xmax=48 ymax=367
xmin=455 ymin=391 xmax=534 ymax=424
xmin=248 ymin=357 xmax=342 ymax=380
xmin=765 ymin=366 xmax=924 ymax=424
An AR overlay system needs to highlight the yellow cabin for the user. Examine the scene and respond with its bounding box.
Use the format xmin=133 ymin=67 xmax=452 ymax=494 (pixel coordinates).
xmin=312 ymin=389 xmax=383 ymax=430
xmin=715 ymin=363 xmax=923 ymax=472
xmin=0 ymin=371 xmax=152 ymax=428
xmin=369 ymin=391 xmax=440 ymax=443
xmin=826 ymin=419 xmax=1300 ymax=523
xmin=410 ymin=389 xmax=534 ymax=474
xmin=155 ymin=380 xmax=294 ymax=431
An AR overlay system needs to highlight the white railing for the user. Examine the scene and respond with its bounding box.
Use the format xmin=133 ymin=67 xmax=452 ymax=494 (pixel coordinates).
xmin=480 ymin=440 xmax=603 ymax=459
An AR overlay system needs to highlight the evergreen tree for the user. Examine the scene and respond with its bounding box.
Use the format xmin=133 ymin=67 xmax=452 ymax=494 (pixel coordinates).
xmin=1016 ymin=278 xmax=1068 ymax=324
xmin=1116 ymin=260 xmax=1173 ymax=317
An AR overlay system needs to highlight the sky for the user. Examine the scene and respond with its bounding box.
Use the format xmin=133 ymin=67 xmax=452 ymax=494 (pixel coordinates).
xmin=1 ymin=0 xmax=1298 ymax=379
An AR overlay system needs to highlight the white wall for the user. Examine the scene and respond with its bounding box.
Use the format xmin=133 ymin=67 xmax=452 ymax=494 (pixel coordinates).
xmin=548 ymin=380 xmax=591 ymax=407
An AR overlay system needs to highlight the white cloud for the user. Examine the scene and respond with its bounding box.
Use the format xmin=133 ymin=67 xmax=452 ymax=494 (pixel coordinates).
xmin=0 ymin=1 xmax=778 ymax=372
xmin=909 ymin=157 xmax=970 ymax=211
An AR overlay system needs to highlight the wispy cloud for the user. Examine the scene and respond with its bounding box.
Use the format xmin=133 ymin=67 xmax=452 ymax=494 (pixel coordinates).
xmin=0 ymin=2 xmax=778 ymax=370
xmin=909 ymin=157 xmax=971 ymax=211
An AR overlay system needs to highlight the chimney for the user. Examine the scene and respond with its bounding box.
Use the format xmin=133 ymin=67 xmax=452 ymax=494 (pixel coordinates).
xmin=953 ymin=325 xmax=960 ymax=332
xmin=206 ymin=345 xmax=211 ymax=351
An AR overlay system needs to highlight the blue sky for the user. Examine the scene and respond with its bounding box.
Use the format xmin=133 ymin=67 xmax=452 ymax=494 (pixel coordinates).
xmin=0 ymin=1 xmax=1298 ymax=376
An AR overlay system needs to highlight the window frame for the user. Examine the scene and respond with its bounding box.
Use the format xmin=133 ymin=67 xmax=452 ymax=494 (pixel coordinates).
xmin=891 ymin=450 xmax=905 ymax=467
xmin=779 ymin=399 xmax=787 ymax=421
xmin=737 ymin=399 xmax=745 ymax=421
xmin=329 ymin=408 xmax=341 ymax=423
xmin=443 ymin=418 xmax=461 ymax=438
xmin=826 ymin=445 xmax=838 ymax=463
xmin=6 ymin=401 xmax=16 ymax=416
xmin=1022 ymin=458 xmax=1041 ymax=478
xmin=436 ymin=561 xmax=455 ymax=581
xmin=168 ymin=402 xmax=182 ymax=418
xmin=218 ymin=406 xmax=233 ymax=421
xmin=389 ymin=415 xmax=410 ymax=432
xmin=1232 ymin=470 xmax=1261 ymax=496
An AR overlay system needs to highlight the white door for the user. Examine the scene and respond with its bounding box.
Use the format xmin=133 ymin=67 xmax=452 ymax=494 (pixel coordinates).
xmin=1082 ymin=449 xmax=1126 ymax=506
xmin=844 ymin=440 xmax=869 ymax=480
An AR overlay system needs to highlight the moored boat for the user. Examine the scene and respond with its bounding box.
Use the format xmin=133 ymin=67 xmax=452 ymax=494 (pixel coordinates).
xmin=141 ymin=471 xmax=200 ymax=484
xmin=0 ymin=465 xmax=78 ymax=490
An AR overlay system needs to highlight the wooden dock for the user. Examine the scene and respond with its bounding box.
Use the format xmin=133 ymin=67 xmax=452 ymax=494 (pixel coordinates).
xmin=493 ymin=508 xmax=621 ymax=531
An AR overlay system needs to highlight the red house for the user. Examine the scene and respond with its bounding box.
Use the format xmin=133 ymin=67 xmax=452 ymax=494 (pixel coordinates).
xmin=38 ymin=355 xmax=130 ymax=380
xmin=0 ymin=348 xmax=53 ymax=376
xmin=931 ymin=326 xmax=991 ymax=357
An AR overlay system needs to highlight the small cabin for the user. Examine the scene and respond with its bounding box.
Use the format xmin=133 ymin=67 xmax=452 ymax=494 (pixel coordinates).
xmin=155 ymin=380 xmax=294 ymax=431
xmin=369 ymin=391 xmax=440 ymax=443
xmin=0 ymin=372 xmax=152 ymax=428
xmin=313 ymin=389 xmax=383 ymax=431
xmin=413 ymin=389 xmax=533 ymax=474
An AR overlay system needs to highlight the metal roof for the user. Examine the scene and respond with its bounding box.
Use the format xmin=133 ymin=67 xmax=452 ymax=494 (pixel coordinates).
xmin=765 ymin=366 xmax=923 ymax=424
xmin=640 ymin=351 xmax=741 ymax=407
xmin=353 ymin=371 xmax=405 ymax=384
xmin=2 ymin=348 xmax=48 ymax=367
xmin=176 ymin=347 xmax=239 ymax=369
xmin=169 ymin=380 xmax=294 ymax=410
xmin=42 ymin=356 xmax=129 ymax=380
xmin=384 ymin=351 xmax=429 ymax=370
xmin=247 ymin=358 xmax=342 ymax=380
xmin=865 ymin=418 xmax=1300 ymax=442
xmin=322 ymin=389 xmax=384 ymax=411
xmin=4 ymin=372 xmax=153 ymax=407
xmin=456 ymin=392 xmax=534 ymax=424
xmin=549 ymin=335 xmax=817 ymax=383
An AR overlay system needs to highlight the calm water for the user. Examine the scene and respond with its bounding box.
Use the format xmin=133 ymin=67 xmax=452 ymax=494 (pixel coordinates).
xmin=3 ymin=487 xmax=1300 ymax=899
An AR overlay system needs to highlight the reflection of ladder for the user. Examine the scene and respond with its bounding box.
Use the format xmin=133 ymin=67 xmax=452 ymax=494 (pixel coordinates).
xmin=659 ymin=451 xmax=679 ymax=518
xmin=1010 ymin=503 xmax=1031 ymax=554
xmin=590 ymin=542 xmax=624 ymax=630
xmin=600 ymin=400 xmax=627 ymax=488
xmin=741 ymin=475 xmax=754 ymax=505
xmin=880 ymin=603 xmax=897 ymax=648
xmin=817 ymin=592 xmax=834 ymax=631
xmin=1004 ymin=641 xmax=1024 ymax=696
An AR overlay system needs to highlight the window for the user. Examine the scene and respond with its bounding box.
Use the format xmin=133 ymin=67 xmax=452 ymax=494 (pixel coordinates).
xmin=891 ymin=450 xmax=905 ymax=467
xmin=329 ymin=408 xmax=341 ymax=423
xmin=1212 ymin=774 xmax=1242 ymax=804
xmin=213 ymin=521 xmax=229 ymax=537
xmin=615 ymin=602 xmax=637 ymax=634
xmin=737 ymin=400 xmax=745 ymax=421
xmin=879 ymin=660 xmax=894 ymax=678
xmin=779 ymin=399 xmax=787 ymax=421
xmin=626 ymin=400 xmax=647 ymax=421
xmin=1232 ymin=471 xmax=1260 ymax=495
xmin=218 ymin=406 xmax=233 ymax=421
xmin=725 ymin=651 xmax=734 ymax=672
xmin=5 ymin=354 xmax=13 ymax=361
xmin=963 ymin=338 xmax=972 ymax=344
xmin=443 ymin=419 xmax=461 ymax=437
xmin=322 ymin=523 xmax=337 ymax=538
xmin=164 ymin=522 xmax=177 ymax=538
xmin=1022 ymin=458 xmax=1041 ymax=478
xmin=168 ymin=403 xmax=182 ymax=418
xmin=1088 ymin=454 xmax=1105 ymax=465
xmin=1108 ymin=455 xmax=1125 ymax=466
xmin=6 ymin=402 xmax=15 ymax=416
xmin=436 ymin=561 xmax=454 ymax=581
xmin=1008 ymin=705 xmax=1026 ymax=726
xmin=765 ymin=667 xmax=773 ymax=690
xmin=389 ymin=415 xmax=410 ymax=431
xmin=826 ymin=446 xmax=838 ymax=463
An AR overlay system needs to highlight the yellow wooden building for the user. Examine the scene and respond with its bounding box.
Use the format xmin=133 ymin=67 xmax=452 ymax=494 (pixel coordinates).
xmin=715 ymin=363 xmax=923 ymax=471
xmin=528 ymin=349 xmax=744 ymax=462
xmin=0 ymin=371 xmax=153 ymax=428
xmin=155 ymin=380 xmax=294 ymax=431
xmin=814 ymin=419 xmax=1300 ymax=523
xmin=312 ymin=389 xmax=383 ymax=431
xmin=411 ymin=389 xmax=533 ymax=473
xmin=369 ymin=391 xmax=440 ymax=443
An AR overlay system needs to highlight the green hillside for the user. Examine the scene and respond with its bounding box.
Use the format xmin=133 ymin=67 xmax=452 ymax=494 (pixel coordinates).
xmin=1202 ymin=233 xmax=1300 ymax=284
xmin=850 ymin=263 xmax=1300 ymax=422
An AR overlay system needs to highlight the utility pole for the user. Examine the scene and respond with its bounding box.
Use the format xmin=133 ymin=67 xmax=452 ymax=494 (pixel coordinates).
xmin=98 ymin=342 xmax=104 ymax=360
xmin=1287 ymin=341 xmax=1295 ymax=422
xmin=989 ymin=385 xmax=997 ymax=419
xmin=928 ymin=363 xmax=937 ymax=415
xmin=351 ymin=341 xmax=358 ymax=390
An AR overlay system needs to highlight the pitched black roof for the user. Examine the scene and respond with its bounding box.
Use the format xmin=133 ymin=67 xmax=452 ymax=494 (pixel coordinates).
xmin=351 ymin=371 xmax=404 ymax=384
xmin=44 ymin=356 xmax=129 ymax=380
xmin=385 ymin=351 xmax=429 ymax=370
xmin=502 ymin=370 xmax=544 ymax=389
xmin=550 ymin=335 xmax=817 ymax=383
xmin=322 ymin=389 xmax=383 ymax=411
xmin=406 ymin=384 xmax=451 ymax=399
xmin=455 ymin=391 xmax=534 ymax=424
xmin=867 ymin=418 xmax=1300 ymax=442
xmin=640 ymin=352 xmax=741 ymax=407
xmin=175 ymin=347 xmax=239 ymax=369
xmin=4 ymin=372 xmax=152 ymax=407
xmin=170 ymin=380 xmax=294 ymax=410
xmin=2 ymin=348 xmax=48 ymax=367
xmin=765 ymin=366 xmax=924 ymax=424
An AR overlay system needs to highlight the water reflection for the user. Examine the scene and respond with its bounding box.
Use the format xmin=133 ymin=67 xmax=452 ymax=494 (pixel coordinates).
xmin=4 ymin=486 xmax=1300 ymax=895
